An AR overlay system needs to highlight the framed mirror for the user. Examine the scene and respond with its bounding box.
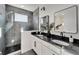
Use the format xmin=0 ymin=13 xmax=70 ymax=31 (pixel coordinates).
xmin=40 ymin=15 xmax=49 ymax=32
xmin=54 ymin=5 xmax=78 ymax=33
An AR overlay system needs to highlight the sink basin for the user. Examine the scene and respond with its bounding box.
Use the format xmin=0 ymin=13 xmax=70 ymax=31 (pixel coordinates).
xmin=36 ymin=35 xmax=44 ymax=37
xmin=51 ymin=40 xmax=69 ymax=46
xmin=36 ymin=35 xmax=49 ymax=41
xmin=36 ymin=35 xmax=44 ymax=39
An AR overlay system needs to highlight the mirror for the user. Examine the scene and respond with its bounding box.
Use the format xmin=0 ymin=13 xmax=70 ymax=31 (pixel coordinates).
xmin=54 ymin=5 xmax=78 ymax=33
xmin=40 ymin=15 xmax=49 ymax=32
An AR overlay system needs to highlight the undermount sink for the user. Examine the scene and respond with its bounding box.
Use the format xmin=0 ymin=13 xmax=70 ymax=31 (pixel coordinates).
xmin=36 ymin=35 xmax=44 ymax=39
xmin=36 ymin=35 xmax=44 ymax=37
xmin=36 ymin=35 xmax=49 ymax=41
xmin=51 ymin=40 xmax=70 ymax=46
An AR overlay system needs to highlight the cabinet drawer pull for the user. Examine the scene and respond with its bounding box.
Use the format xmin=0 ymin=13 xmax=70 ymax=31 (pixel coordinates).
xmin=34 ymin=41 xmax=36 ymax=47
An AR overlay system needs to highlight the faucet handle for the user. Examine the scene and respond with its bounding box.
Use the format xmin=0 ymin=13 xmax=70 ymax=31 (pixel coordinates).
xmin=70 ymin=35 xmax=72 ymax=38
xmin=60 ymin=32 xmax=63 ymax=36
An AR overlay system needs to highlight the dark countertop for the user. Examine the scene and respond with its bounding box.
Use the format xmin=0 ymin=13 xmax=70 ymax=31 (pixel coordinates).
xmin=32 ymin=33 xmax=79 ymax=55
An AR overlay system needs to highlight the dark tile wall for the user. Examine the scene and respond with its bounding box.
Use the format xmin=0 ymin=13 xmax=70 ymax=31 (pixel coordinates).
xmin=33 ymin=8 xmax=39 ymax=30
xmin=6 ymin=5 xmax=34 ymax=30
xmin=5 ymin=5 xmax=34 ymax=47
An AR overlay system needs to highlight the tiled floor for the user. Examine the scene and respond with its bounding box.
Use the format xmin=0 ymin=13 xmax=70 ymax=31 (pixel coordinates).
xmin=2 ymin=44 xmax=21 ymax=55
xmin=21 ymin=49 xmax=36 ymax=55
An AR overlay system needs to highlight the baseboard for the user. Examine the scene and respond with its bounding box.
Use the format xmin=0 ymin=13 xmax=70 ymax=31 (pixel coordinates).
xmin=32 ymin=49 xmax=37 ymax=55
xmin=7 ymin=50 xmax=21 ymax=55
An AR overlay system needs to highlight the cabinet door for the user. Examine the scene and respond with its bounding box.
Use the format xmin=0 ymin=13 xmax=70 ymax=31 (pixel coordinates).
xmin=49 ymin=44 xmax=61 ymax=54
xmin=21 ymin=32 xmax=32 ymax=53
xmin=32 ymin=40 xmax=36 ymax=52
xmin=62 ymin=49 xmax=75 ymax=55
xmin=36 ymin=41 xmax=41 ymax=55
xmin=32 ymin=39 xmax=41 ymax=55
xmin=41 ymin=45 xmax=53 ymax=55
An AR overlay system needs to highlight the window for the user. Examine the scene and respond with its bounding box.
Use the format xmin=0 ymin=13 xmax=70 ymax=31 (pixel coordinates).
xmin=15 ymin=13 xmax=28 ymax=22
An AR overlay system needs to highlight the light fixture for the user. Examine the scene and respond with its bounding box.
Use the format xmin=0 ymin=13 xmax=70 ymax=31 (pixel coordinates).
xmin=41 ymin=7 xmax=45 ymax=11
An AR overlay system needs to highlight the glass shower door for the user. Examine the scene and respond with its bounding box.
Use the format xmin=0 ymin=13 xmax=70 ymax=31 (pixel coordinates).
xmin=2 ymin=11 xmax=21 ymax=55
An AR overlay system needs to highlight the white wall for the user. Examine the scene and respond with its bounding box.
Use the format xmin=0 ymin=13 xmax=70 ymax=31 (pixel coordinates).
xmin=39 ymin=4 xmax=79 ymax=39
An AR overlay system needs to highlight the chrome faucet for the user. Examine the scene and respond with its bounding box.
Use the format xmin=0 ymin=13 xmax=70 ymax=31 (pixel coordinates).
xmin=60 ymin=32 xmax=63 ymax=36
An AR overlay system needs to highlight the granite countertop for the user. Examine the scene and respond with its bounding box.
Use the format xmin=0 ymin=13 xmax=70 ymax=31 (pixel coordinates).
xmin=32 ymin=34 xmax=79 ymax=55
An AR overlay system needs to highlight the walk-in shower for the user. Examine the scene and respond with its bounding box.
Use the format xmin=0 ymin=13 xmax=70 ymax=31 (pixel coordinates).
xmin=0 ymin=4 xmax=33 ymax=55
xmin=2 ymin=11 xmax=21 ymax=55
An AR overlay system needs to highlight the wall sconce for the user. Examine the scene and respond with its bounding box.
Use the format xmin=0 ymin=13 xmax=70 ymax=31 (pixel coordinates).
xmin=41 ymin=7 xmax=46 ymax=11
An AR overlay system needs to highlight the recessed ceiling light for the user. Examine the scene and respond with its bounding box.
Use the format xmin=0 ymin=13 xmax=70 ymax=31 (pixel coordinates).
xmin=21 ymin=5 xmax=24 ymax=8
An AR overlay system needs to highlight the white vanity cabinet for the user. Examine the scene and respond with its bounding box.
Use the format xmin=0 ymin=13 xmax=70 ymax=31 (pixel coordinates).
xmin=48 ymin=43 xmax=61 ymax=55
xmin=21 ymin=31 xmax=34 ymax=53
xmin=62 ymin=48 xmax=76 ymax=55
xmin=41 ymin=42 xmax=60 ymax=55
xmin=21 ymin=30 xmax=41 ymax=54
xmin=21 ymin=31 xmax=61 ymax=55
xmin=32 ymin=37 xmax=55 ymax=55
xmin=41 ymin=45 xmax=55 ymax=55
xmin=21 ymin=31 xmax=76 ymax=55
xmin=32 ymin=36 xmax=56 ymax=55
xmin=32 ymin=37 xmax=41 ymax=55
xmin=32 ymin=35 xmax=59 ymax=55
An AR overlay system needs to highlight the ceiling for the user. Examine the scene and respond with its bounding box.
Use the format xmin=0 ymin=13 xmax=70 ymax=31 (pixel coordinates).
xmin=9 ymin=4 xmax=72 ymax=12
xmin=9 ymin=4 xmax=39 ymax=12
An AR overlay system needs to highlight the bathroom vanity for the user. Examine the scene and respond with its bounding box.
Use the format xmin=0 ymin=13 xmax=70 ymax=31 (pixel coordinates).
xmin=21 ymin=5 xmax=79 ymax=55
xmin=31 ymin=32 xmax=79 ymax=55
xmin=21 ymin=31 xmax=79 ymax=55
xmin=21 ymin=31 xmax=59 ymax=55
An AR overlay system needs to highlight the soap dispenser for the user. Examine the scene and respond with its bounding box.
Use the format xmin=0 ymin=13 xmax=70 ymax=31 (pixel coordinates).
xmin=69 ymin=35 xmax=74 ymax=43
xmin=69 ymin=35 xmax=74 ymax=47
